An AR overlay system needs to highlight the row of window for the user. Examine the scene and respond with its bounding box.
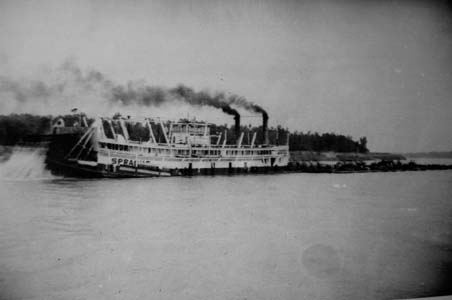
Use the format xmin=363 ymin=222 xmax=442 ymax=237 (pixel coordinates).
xmin=171 ymin=127 xmax=207 ymax=134
xmin=100 ymin=143 xmax=170 ymax=154
xmin=225 ymin=150 xmax=272 ymax=156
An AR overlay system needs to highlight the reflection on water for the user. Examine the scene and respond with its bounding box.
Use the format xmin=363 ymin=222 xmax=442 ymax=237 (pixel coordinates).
xmin=0 ymin=160 xmax=452 ymax=299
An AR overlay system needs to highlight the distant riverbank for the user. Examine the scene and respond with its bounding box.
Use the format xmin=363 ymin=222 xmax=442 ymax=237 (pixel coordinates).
xmin=288 ymin=151 xmax=452 ymax=173
xmin=289 ymin=151 xmax=405 ymax=162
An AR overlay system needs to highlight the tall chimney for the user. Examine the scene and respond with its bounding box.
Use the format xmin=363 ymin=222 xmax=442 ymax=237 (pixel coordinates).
xmin=234 ymin=113 xmax=240 ymax=139
xmin=221 ymin=106 xmax=240 ymax=142
xmin=263 ymin=112 xmax=269 ymax=145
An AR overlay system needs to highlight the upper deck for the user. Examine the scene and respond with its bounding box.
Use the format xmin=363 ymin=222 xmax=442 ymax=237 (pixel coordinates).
xmin=94 ymin=116 xmax=289 ymax=159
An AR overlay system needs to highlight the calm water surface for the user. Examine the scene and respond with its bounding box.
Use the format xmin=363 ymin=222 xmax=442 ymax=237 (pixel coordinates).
xmin=0 ymin=153 xmax=451 ymax=299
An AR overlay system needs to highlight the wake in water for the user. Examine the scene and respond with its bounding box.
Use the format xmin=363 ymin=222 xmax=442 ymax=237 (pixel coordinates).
xmin=0 ymin=146 xmax=56 ymax=180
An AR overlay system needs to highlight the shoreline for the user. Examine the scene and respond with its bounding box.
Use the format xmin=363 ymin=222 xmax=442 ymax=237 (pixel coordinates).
xmin=285 ymin=160 xmax=452 ymax=174
xmin=2 ymin=145 xmax=452 ymax=176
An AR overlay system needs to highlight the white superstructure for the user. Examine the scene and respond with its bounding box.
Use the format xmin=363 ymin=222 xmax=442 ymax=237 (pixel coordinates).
xmin=66 ymin=116 xmax=289 ymax=176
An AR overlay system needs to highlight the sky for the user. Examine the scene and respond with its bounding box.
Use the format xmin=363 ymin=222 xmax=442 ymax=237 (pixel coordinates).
xmin=0 ymin=0 xmax=451 ymax=152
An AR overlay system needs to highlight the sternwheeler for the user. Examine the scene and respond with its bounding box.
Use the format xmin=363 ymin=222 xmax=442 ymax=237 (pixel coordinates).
xmin=45 ymin=113 xmax=290 ymax=177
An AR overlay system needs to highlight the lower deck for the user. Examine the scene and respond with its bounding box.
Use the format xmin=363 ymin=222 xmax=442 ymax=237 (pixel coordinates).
xmin=97 ymin=147 xmax=289 ymax=172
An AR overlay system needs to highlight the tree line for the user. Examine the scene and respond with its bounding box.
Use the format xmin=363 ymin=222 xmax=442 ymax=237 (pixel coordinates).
xmin=0 ymin=114 xmax=368 ymax=153
xmin=209 ymin=124 xmax=368 ymax=153
xmin=289 ymin=131 xmax=368 ymax=153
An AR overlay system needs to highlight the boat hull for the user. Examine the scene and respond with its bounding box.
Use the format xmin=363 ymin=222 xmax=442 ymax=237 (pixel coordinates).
xmin=46 ymin=157 xmax=285 ymax=178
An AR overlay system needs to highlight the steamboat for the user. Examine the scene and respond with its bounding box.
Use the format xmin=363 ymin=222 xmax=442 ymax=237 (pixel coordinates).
xmin=45 ymin=112 xmax=290 ymax=177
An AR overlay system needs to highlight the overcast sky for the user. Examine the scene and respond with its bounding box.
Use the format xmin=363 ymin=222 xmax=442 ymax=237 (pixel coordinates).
xmin=0 ymin=0 xmax=451 ymax=152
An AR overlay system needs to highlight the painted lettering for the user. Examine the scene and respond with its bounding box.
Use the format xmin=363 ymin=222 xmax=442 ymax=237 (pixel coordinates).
xmin=111 ymin=157 xmax=136 ymax=167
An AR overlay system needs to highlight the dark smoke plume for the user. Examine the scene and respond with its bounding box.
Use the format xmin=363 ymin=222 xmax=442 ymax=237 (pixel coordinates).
xmin=227 ymin=94 xmax=267 ymax=116
xmin=0 ymin=77 xmax=60 ymax=103
xmin=0 ymin=61 xmax=268 ymax=119
xmin=168 ymin=85 xmax=241 ymax=118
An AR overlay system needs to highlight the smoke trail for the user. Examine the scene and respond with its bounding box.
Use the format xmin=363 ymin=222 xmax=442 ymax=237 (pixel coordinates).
xmin=0 ymin=60 xmax=268 ymax=118
xmin=0 ymin=77 xmax=62 ymax=103
xmin=227 ymin=94 xmax=267 ymax=115
xmin=168 ymin=85 xmax=241 ymax=118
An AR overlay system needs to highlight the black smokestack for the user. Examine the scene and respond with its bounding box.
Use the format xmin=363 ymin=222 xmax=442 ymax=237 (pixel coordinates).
xmin=263 ymin=112 xmax=269 ymax=145
xmin=227 ymin=95 xmax=270 ymax=144
xmin=234 ymin=113 xmax=240 ymax=139
xmin=221 ymin=105 xmax=240 ymax=139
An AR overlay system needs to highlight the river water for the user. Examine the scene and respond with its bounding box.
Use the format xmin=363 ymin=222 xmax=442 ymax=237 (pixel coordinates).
xmin=0 ymin=149 xmax=452 ymax=300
